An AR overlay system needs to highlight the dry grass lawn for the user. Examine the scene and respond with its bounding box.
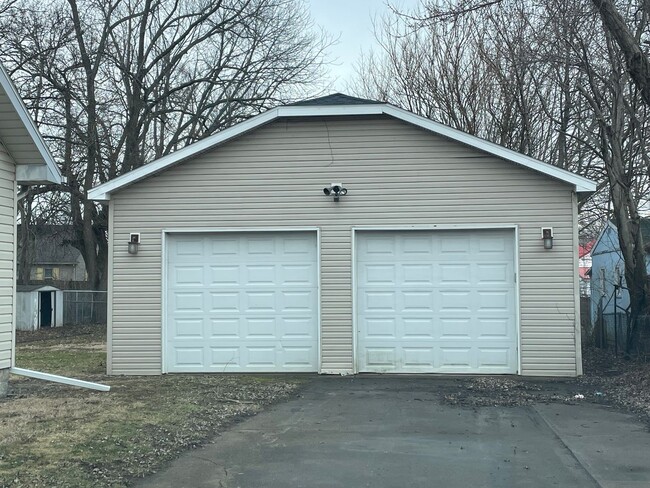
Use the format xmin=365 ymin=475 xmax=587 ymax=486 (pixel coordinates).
xmin=0 ymin=325 xmax=303 ymax=487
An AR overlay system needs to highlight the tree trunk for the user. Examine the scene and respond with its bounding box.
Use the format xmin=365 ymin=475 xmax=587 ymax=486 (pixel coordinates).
xmin=592 ymin=0 xmax=650 ymax=106
xmin=605 ymin=127 xmax=649 ymax=352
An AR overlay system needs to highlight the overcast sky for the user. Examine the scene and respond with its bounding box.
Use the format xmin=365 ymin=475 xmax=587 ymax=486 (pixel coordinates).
xmin=305 ymin=0 xmax=421 ymax=91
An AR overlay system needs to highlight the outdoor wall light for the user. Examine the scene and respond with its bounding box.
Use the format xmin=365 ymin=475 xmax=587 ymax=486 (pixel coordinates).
xmin=128 ymin=233 xmax=140 ymax=255
xmin=541 ymin=227 xmax=553 ymax=250
xmin=323 ymin=183 xmax=348 ymax=201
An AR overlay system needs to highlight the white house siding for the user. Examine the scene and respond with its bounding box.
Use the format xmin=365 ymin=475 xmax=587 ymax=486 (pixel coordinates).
xmin=0 ymin=144 xmax=15 ymax=370
xmin=109 ymin=115 xmax=579 ymax=376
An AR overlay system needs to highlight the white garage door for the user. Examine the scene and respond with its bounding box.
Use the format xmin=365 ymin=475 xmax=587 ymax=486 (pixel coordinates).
xmin=357 ymin=229 xmax=517 ymax=373
xmin=166 ymin=232 xmax=318 ymax=372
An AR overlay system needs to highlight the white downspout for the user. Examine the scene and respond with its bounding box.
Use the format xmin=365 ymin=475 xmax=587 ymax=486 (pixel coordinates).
xmin=10 ymin=367 xmax=110 ymax=392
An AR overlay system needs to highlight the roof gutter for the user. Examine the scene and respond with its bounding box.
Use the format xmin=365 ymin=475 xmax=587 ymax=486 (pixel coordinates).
xmin=10 ymin=366 xmax=110 ymax=392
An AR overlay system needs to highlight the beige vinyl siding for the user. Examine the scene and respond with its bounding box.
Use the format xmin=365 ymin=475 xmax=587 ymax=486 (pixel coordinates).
xmin=110 ymin=115 xmax=578 ymax=376
xmin=0 ymin=143 xmax=15 ymax=370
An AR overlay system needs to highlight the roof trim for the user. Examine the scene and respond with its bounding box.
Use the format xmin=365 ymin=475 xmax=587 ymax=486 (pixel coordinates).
xmin=88 ymin=102 xmax=596 ymax=201
xmin=0 ymin=65 xmax=62 ymax=184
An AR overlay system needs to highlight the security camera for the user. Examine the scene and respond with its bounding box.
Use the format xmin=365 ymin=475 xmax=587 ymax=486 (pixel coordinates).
xmin=323 ymin=183 xmax=348 ymax=201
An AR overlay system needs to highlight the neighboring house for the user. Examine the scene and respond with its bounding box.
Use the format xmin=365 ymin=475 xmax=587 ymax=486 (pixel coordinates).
xmin=0 ymin=65 xmax=63 ymax=395
xmin=89 ymin=93 xmax=596 ymax=378
xmin=579 ymin=240 xmax=594 ymax=297
xmin=590 ymin=219 xmax=650 ymax=325
xmin=18 ymin=225 xmax=87 ymax=283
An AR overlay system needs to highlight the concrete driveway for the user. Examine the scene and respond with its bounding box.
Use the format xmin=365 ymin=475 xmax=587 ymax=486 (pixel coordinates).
xmin=137 ymin=377 xmax=650 ymax=488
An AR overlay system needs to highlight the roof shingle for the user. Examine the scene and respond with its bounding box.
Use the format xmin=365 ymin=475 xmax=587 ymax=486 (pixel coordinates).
xmin=290 ymin=93 xmax=381 ymax=106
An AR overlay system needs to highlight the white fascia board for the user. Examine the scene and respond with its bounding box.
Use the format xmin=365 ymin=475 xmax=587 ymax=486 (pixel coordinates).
xmin=0 ymin=65 xmax=62 ymax=185
xmin=382 ymin=105 xmax=597 ymax=193
xmin=88 ymin=101 xmax=596 ymax=200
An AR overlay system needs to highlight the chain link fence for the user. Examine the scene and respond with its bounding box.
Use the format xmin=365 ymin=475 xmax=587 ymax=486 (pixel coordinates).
xmin=63 ymin=291 xmax=107 ymax=325
xmin=593 ymin=312 xmax=650 ymax=356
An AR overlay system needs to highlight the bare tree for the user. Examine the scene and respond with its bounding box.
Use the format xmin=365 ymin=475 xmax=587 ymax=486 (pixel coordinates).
xmin=355 ymin=0 xmax=650 ymax=351
xmin=591 ymin=0 xmax=650 ymax=106
xmin=1 ymin=0 xmax=331 ymax=288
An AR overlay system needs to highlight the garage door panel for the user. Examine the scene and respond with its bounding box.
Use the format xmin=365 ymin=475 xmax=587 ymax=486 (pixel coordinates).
xmin=173 ymin=318 xmax=204 ymax=338
xmin=209 ymin=265 xmax=239 ymax=285
xmin=477 ymin=348 xmax=511 ymax=368
xmin=478 ymin=235 xmax=507 ymax=252
xmin=402 ymin=264 xmax=432 ymax=284
xmin=477 ymin=318 xmax=511 ymax=337
xmin=357 ymin=230 xmax=517 ymax=374
xmin=280 ymin=290 xmax=316 ymax=312
xmin=439 ymin=290 xmax=471 ymax=311
xmin=403 ymin=290 xmax=434 ymax=311
xmin=281 ymin=317 xmax=315 ymax=338
xmin=440 ymin=318 xmax=470 ymax=338
xmin=403 ymin=318 xmax=433 ymax=338
xmin=166 ymin=232 xmax=318 ymax=373
xmin=281 ymin=264 xmax=315 ymax=284
xmin=403 ymin=347 xmax=434 ymax=367
xmin=174 ymin=347 xmax=205 ymax=368
xmin=477 ymin=263 xmax=509 ymax=283
xmin=366 ymin=347 xmax=396 ymax=367
xmin=439 ymin=263 xmax=470 ymax=283
xmin=245 ymin=265 xmax=275 ymax=284
xmin=174 ymin=266 xmax=204 ymax=286
xmin=211 ymin=346 xmax=240 ymax=368
xmin=210 ymin=291 xmax=239 ymax=312
xmin=441 ymin=236 xmax=469 ymax=253
xmin=362 ymin=264 xmax=396 ymax=284
xmin=210 ymin=317 xmax=239 ymax=338
xmin=364 ymin=318 xmax=397 ymax=338
xmin=175 ymin=238 xmax=204 ymax=256
xmin=171 ymin=292 xmax=203 ymax=311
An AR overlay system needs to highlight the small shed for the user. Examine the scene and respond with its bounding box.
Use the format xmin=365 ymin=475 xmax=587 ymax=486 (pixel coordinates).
xmin=16 ymin=285 xmax=63 ymax=331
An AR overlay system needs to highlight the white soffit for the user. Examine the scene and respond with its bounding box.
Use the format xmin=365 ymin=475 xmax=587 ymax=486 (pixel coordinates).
xmin=0 ymin=64 xmax=62 ymax=184
xmin=88 ymin=103 xmax=596 ymax=201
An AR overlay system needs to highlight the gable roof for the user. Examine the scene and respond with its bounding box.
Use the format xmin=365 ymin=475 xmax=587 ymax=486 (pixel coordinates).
xmin=88 ymin=94 xmax=597 ymax=201
xmin=592 ymin=218 xmax=650 ymax=256
xmin=17 ymin=284 xmax=61 ymax=293
xmin=0 ymin=64 xmax=62 ymax=184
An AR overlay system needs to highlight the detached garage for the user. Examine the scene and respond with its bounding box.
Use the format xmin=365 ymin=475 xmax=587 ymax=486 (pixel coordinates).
xmin=89 ymin=93 xmax=596 ymax=377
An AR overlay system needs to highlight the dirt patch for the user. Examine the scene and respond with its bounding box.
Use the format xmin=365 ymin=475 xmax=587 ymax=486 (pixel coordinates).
xmin=577 ymin=347 xmax=650 ymax=424
xmin=439 ymin=376 xmax=581 ymax=408
xmin=16 ymin=324 xmax=106 ymax=345
xmin=436 ymin=348 xmax=650 ymax=429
